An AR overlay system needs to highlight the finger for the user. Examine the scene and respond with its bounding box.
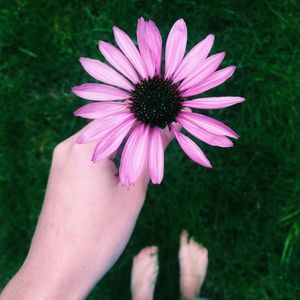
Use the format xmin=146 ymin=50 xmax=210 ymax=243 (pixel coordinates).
xmin=65 ymin=121 xmax=100 ymax=152
xmin=59 ymin=124 xmax=119 ymax=177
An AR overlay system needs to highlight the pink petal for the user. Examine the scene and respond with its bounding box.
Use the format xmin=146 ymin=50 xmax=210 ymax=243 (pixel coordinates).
xmin=147 ymin=20 xmax=162 ymax=76
xmin=182 ymin=66 xmax=236 ymax=97
xmin=179 ymin=111 xmax=239 ymax=139
xmin=177 ymin=115 xmax=233 ymax=147
xmin=148 ymin=127 xmax=164 ymax=184
xmin=119 ymin=124 xmax=150 ymax=186
xmin=92 ymin=116 xmax=136 ymax=162
xmin=73 ymin=102 xmax=128 ymax=119
xmin=72 ymin=83 xmax=130 ymax=101
xmin=113 ymin=26 xmax=148 ymax=79
xmin=183 ymin=97 xmax=245 ymax=110
xmin=171 ymin=126 xmax=212 ymax=168
xmin=98 ymin=41 xmax=140 ymax=84
xmin=137 ymin=18 xmax=156 ymax=78
xmin=77 ymin=111 xmax=132 ymax=144
xmin=79 ymin=57 xmax=133 ymax=91
xmin=179 ymin=52 xmax=225 ymax=91
xmin=137 ymin=18 xmax=162 ymax=78
xmin=164 ymin=19 xmax=187 ymax=79
xmin=172 ymin=34 xmax=215 ymax=83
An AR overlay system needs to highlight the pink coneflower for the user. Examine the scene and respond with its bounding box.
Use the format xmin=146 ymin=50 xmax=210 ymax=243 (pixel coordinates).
xmin=72 ymin=18 xmax=245 ymax=186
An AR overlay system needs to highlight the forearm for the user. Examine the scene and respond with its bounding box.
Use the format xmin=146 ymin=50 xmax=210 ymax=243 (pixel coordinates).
xmin=1 ymin=136 xmax=149 ymax=300
xmin=1 ymin=191 xmax=144 ymax=300
xmin=1 ymin=264 xmax=69 ymax=300
xmin=1 ymin=214 xmax=102 ymax=300
xmin=1 ymin=239 xmax=96 ymax=300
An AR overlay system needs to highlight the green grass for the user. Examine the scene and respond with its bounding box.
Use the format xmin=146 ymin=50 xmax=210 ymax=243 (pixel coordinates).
xmin=0 ymin=0 xmax=299 ymax=299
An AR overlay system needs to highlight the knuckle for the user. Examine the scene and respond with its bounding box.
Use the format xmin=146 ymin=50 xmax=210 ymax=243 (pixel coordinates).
xmin=52 ymin=140 xmax=69 ymax=160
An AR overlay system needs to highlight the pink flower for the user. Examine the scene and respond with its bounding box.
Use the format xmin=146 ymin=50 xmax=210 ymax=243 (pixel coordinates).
xmin=72 ymin=18 xmax=245 ymax=186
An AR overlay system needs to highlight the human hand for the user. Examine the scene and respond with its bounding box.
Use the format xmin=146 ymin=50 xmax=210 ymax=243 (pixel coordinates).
xmin=1 ymin=129 xmax=171 ymax=300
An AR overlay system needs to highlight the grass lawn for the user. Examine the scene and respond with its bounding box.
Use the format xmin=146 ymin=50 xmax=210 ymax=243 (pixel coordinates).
xmin=0 ymin=0 xmax=299 ymax=299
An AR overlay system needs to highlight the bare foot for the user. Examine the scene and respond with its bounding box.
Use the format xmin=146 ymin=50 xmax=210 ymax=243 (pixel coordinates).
xmin=179 ymin=231 xmax=208 ymax=300
xmin=131 ymin=246 xmax=159 ymax=300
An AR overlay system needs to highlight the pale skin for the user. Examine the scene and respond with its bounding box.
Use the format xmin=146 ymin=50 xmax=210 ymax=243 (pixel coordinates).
xmin=1 ymin=130 xmax=170 ymax=300
xmin=0 ymin=122 xmax=207 ymax=300
xmin=130 ymin=231 xmax=208 ymax=300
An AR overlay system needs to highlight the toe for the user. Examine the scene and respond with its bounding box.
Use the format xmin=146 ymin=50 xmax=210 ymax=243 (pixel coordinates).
xmin=189 ymin=238 xmax=199 ymax=250
xmin=142 ymin=246 xmax=152 ymax=256
xmin=197 ymin=243 xmax=205 ymax=251
xmin=180 ymin=230 xmax=189 ymax=245
xmin=135 ymin=247 xmax=150 ymax=262
xmin=149 ymin=246 xmax=158 ymax=256
xmin=195 ymin=243 xmax=208 ymax=255
xmin=200 ymin=247 xmax=208 ymax=259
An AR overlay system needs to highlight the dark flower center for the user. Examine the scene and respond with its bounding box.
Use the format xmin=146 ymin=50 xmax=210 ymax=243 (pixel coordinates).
xmin=129 ymin=76 xmax=184 ymax=128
